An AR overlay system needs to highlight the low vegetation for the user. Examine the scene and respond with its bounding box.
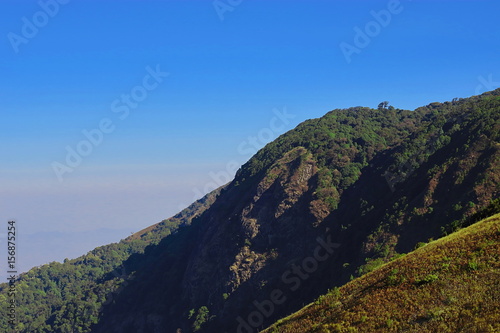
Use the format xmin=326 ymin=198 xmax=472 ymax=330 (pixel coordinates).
xmin=263 ymin=214 xmax=500 ymax=332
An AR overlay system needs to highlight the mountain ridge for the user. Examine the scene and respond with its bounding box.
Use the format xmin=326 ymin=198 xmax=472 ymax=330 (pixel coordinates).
xmin=1 ymin=89 xmax=499 ymax=332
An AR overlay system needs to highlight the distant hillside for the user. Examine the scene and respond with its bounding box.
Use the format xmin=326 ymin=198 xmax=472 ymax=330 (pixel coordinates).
xmin=0 ymin=187 xmax=222 ymax=332
xmin=0 ymin=89 xmax=498 ymax=332
xmin=263 ymin=212 xmax=500 ymax=332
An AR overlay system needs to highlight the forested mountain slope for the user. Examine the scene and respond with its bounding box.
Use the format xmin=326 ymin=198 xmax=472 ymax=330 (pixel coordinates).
xmin=0 ymin=188 xmax=222 ymax=332
xmin=1 ymin=89 xmax=499 ymax=332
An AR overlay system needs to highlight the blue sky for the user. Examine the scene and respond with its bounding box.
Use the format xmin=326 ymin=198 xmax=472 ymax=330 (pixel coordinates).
xmin=0 ymin=0 xmax=499 ymax=274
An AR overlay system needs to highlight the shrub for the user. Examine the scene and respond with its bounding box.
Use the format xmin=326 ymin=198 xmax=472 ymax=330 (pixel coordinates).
xmin=386 ymin=268 xmax=405 ymax=286
xmin=415 ymin=274 xmax=439 ymax=285
xmin=192 ymin=306 xmax=210 ymax=332
xmin=467 ymin=261 xmax=479 ymax=271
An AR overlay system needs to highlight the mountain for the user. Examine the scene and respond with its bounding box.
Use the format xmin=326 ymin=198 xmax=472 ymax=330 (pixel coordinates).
xmin=1 ymin=89 xmax=499 ymax=332
xmin=263 ymin=212 xmax=500 ymax=332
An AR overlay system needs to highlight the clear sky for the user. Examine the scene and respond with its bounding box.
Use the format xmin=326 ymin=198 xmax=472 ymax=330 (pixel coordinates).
xmin=0 ymin=0 xmax=499 ymax=274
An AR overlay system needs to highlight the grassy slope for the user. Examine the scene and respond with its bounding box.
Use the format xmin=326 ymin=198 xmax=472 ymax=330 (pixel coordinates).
xmin=264 ymin=213 xmax=500 ymax=333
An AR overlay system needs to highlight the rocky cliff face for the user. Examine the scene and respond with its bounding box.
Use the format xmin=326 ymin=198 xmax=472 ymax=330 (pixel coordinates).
xmin=91 ymin=90 xmax=500 ymax=332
